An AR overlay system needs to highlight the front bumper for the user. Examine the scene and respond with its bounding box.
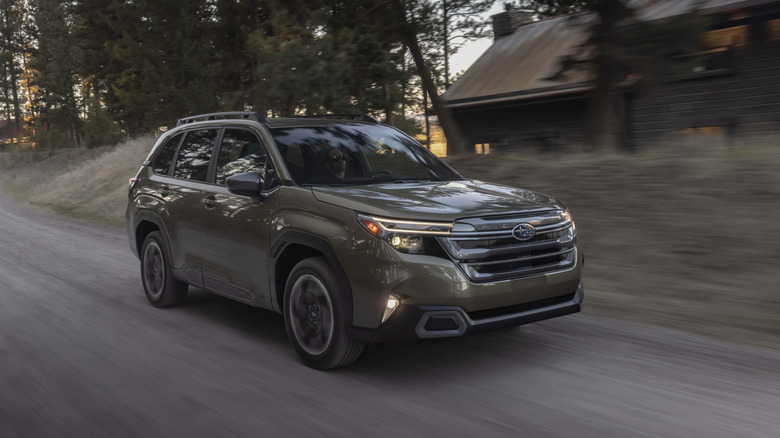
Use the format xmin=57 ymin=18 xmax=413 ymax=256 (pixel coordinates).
xmin=348 ymin=282 xmax=583 ymax=343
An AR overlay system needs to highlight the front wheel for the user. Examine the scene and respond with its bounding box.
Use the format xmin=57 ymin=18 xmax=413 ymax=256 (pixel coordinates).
xmin=283 ymin=257 xmax=365 ymax=369
xmin=140 ymin=231 xmax=188 ymax=307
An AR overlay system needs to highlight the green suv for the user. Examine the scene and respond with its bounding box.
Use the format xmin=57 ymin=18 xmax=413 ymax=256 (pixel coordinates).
xmin=126 ymin=112 xmax=583 ymax=369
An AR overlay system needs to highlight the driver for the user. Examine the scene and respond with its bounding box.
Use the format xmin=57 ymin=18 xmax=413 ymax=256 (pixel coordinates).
xmin=324 ymin=147 xmax=347 ymax=180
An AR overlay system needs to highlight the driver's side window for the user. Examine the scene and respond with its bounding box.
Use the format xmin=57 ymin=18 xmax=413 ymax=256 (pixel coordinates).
xmin=215 ymin=129 xmax=274 ymax=186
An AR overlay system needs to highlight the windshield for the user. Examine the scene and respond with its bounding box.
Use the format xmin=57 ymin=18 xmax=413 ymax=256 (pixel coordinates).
xmin=270 ymin=124 xmax=463 ymax=186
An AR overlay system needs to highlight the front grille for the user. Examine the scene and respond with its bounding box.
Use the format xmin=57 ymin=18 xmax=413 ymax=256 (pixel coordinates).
xmin=437 ymin=209 xmax=577 ymax=283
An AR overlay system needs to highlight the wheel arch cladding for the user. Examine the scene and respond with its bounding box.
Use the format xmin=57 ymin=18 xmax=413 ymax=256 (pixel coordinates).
xmin=272 ymin=231 xmax=354 ymax=325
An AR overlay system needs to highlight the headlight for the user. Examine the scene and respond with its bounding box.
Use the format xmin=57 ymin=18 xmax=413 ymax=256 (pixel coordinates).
xmin=561 ymin=209 xmax=576 ymax=236
xmin=356 ymin=213 xmax=452 ymax=254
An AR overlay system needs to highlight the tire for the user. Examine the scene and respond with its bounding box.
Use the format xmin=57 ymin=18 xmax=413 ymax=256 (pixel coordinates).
xmin=283 ymin=257 xmax=365 ymax=369
xmin=140 ymin=231 xmax=188 ymax=307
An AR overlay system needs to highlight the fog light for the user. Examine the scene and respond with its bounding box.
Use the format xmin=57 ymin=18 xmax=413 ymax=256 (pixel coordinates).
xmin=382 ymin=295 xmax=400 ymax=323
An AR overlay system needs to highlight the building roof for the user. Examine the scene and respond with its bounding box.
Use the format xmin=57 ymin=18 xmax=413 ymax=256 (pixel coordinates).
xmin=443 ymin=0 xmax=780 ymax=108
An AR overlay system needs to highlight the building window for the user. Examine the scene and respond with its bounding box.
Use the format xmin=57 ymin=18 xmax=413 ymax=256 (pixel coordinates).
xmin=768 ymin=18 xmax=780 ymax=41
xmin=703 ymin=25 xmax=750 ymax=49
xmin=475 ymin=143 xmax=491 ymax=155
xmin=671 ymin=47 xmax=735 ymax=80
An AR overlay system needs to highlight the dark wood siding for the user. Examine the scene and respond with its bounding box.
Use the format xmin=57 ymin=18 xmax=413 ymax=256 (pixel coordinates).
xmin=631 ymin=43 xmax=780 ymax=141
xmin=452 ymin=97 xmax=588 ymax=153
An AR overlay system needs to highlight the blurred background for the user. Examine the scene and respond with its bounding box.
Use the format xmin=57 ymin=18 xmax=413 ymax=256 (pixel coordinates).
xmin=1 ymin=0 xmax=780 ymax=436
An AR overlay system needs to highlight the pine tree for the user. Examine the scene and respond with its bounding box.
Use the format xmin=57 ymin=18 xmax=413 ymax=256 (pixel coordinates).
xmin=105 ymin=0 xmax=218 ymax=134
xmin=0 ymin=0 xmax=27 ymax=145
xmin=210 ymin=0 xmax=269 ymax=110
xmin=28 ymin=0 xmax=82 ymax=148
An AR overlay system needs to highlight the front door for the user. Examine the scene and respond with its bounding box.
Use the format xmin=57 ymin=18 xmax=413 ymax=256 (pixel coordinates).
xmin=199 ymin=127 xmax=279 ymax=308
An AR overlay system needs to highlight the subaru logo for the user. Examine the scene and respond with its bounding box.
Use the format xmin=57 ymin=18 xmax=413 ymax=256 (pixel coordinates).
xmin=512 ymin=223 xmax=536 ymax=241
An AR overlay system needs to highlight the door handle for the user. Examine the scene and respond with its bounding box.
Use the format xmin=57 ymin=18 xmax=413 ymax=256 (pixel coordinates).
xmin=158 ymin=185 xmax=170 ymax=197
xmin=202 ymin=194 xmax=216 ymax=209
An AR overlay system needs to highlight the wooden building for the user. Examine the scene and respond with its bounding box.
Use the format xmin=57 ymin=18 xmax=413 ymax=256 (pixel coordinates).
xmin=443 ymin=0 xmax=780 ymax=152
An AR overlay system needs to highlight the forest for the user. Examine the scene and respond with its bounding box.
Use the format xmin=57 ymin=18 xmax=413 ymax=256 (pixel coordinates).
xmin=0 ymin=0 xmax=494 ymax=150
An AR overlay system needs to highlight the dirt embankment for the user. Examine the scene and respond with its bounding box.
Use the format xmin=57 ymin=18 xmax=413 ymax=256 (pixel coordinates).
xmin=2 ymin=138 xmax=779 ymax=350
xmin=0 ymin=137 xmax=156 ymax=226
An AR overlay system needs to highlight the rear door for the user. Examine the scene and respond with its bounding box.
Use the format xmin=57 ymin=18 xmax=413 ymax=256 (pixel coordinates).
xmin=165 ymin=128 xmax=219 ymax=287
xmin=199 ymin=127 xmax=280 ymax=308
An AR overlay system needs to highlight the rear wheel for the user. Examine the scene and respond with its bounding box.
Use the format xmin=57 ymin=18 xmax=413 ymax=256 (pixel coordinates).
xmin=140 ymin=231 xmax=188 ymax=307
xmin=284 ymin=257 xmax=365 ymax=369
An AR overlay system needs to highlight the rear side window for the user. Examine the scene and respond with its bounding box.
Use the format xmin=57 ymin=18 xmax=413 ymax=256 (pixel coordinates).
xmin=215 ymin=129 xmax=269 ymax=185
xmin=174 ymin=129 xmax=218 ymax=182
xmin=151 ymin=133 xmax=182 ymax=175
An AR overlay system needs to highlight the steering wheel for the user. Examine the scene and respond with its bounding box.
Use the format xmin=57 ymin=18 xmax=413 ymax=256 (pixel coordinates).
xmin=368 ymin=169 xmax=392 ymax=177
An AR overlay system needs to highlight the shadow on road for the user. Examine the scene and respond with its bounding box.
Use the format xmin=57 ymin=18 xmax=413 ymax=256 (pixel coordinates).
xmin=176 ymin=288 xmax=289 ymax=348
xmin=169 ymin=288 xmax=561 ymax=379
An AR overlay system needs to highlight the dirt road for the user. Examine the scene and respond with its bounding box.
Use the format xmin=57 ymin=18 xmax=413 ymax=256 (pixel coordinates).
xmin=1 ymin=189 xmax=779 ymax=437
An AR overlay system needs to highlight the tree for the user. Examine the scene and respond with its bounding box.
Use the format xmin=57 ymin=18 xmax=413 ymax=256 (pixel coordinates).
xmin=209 ymin=0 xmax=269 ymax=110
xmin=71 ymin=0 xmax=121 ymax=103
xmin=247 ymin=0 xmax=408 ymax=123
xmin=105 ymin=0 xmax=218 ymax=134
xmin=430 ymin=0 xmax=494 ymax=89
xmin=0 ymin=0 xmax=27 ymax=144
xmin=249 ymin=2 xmax=349 ymax=116
xmin=28 ymin=0 xmax=82 ymax=148
xmin=380 ymin=0 xmax=467 ymax=155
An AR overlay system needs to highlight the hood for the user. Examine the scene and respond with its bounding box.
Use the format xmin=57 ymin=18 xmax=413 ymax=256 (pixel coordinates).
xmin=311 ymin=180 xmax=562 ymax=222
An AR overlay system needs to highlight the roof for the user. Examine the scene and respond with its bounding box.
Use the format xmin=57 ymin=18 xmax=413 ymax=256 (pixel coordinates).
xmin=443 ymin=0 xmax=780 ymax=108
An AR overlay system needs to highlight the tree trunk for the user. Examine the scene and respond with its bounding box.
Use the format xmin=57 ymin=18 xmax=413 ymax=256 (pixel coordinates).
xmin=4 ymin=31 xmax=22 ymax=144
xmin=586 ymin=0 xmax=624 ymax=152
xmin=390 ymin=0 xmax=465 ymax=155
xmin=586 ymin=51 xmax=618 ymax=151
xmin=443 ymin=0 xmax=450 ymax=89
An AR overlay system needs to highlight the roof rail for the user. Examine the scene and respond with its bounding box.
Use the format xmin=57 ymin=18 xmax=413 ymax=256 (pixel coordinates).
xmin=176 ymin=111 xmax=268 ymax=126
xmin=285 ymin=114 xmax=381 ymax=124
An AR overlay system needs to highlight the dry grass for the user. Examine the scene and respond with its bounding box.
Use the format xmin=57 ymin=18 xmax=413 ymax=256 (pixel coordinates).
xmin=446 ymin=139 xmax=780 ymax=351
xmin=0 ymin=137 xmax=155 ymax=226
xmin=2 ymin=136 xmax=779 ymax=350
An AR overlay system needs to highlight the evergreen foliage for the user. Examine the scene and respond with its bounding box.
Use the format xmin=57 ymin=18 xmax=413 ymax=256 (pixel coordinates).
xmin=0 ymin=0 xmax=26 ymax=144
xmin=82 ymin=96 xmax=124 ymax=148
xmin=0 ymin=1 xmax=500 ymax=154
xmin=27 ymin=0 xmax=82 ymax=148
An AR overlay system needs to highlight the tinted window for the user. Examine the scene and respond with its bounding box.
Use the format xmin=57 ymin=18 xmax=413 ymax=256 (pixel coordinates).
xmin=215 ymin=129 xmax=269 ymax=185
xmin=270 ymin=124 xmax=462 ymax=186
xmin=151 ymin=133 xmax=182 ymax=175
xmin=174 ymin=129 xmax=217 ymax=182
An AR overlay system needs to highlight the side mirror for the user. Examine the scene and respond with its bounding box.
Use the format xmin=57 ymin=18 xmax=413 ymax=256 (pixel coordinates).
xmin=226 ymin=172 xmax=266 ymax=199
